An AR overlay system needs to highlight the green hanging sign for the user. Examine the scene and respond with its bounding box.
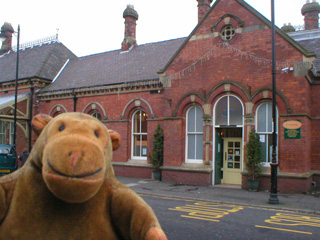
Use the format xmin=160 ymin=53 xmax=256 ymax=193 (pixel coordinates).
xmin=283 ymin=120 xmax=301 ymax=139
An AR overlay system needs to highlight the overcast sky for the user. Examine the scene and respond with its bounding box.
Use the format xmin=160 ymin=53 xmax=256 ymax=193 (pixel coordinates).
xmin=0 ymin=0 xmax=312 ymax=57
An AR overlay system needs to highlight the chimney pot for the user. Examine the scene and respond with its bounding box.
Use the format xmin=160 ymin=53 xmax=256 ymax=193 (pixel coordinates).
xmin=122 ymin=5 xmax=139 ymax=51
xmin=302 ymin=0 xmax=320 ymax=30
xmin=197 ymin=0 xmax=212 ymax=23
xmin=0 ymin=22 xmax=14 ymax=55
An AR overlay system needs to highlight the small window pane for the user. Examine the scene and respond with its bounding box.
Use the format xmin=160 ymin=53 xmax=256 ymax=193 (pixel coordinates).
xmin=133 ymin=134 xmax=141 ymax=157
xmin=257 ymin=104 xmax=267 ymax=132
xmin=188 ymin=107 xmax=196 ymax=132
xmin=133 ymin=113 xmax=141 ymax=133
xmin=141 ymin=112 xmax=148 ymax=133
xmin=196 ymin=134 xmax=203 ymax=159
xmin=267 ymin=103 xmax=273 ymax=132
xmin=195 ymin=107 xmax=203 ymax=132
xmin=229 ymin=97 xmax=243 ymax=125
xmin=215 ymin=97 xmax=228 ymax=125
xmin=188 ymin=135 xmax=196 ymax=159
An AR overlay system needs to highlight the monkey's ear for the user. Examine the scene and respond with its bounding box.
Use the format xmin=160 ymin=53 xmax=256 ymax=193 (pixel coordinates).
xmin=108 ymin=130 xmax=121 ymax=151
xmin=31 ymin=114 xmax=53 ymax=136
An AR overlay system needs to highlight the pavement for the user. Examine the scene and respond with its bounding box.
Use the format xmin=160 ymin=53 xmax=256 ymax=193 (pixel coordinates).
xmin=116 ymin=177 xmax=320 ymax=215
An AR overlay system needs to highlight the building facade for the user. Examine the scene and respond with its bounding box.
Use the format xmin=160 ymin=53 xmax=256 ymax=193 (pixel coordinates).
xmin=1 ymin=0 xmax=320 ymax=193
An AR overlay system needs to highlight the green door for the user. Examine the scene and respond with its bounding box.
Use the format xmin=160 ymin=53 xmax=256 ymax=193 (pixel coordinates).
xmin=214 ymin=130 xmax=223 ymax=184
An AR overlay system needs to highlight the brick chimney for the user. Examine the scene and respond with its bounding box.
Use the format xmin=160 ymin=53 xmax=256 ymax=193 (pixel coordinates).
xmin=197 ymin=0 xmax=212 ymax=23
xmin=301 ymin=0 xmax=320 ymax=30
xmin=0 ymin=22 xmax=14 ymax=55
xmin=121 ymin=5 xmax=139 ymax=52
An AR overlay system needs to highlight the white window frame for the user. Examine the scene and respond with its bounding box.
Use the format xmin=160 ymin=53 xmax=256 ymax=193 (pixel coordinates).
xmin=212 ymin=95 xmax=244 ymax=185
xmin=186 ymin=106 xmax=204 ymax=163
xmin=255 ymin=103 xmax=278 ymax=165
xmin=214 ymin=95 xmax=244 ymax=127
xmin=0 ymin=121 xmax=14 ymax=145
xmin=131 ymin=110 xmax=148 ymax=160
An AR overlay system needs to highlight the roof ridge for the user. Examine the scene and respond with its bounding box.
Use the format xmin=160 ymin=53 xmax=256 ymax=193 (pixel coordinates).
xmin=12 ymin=35 xmax=59 ymax=52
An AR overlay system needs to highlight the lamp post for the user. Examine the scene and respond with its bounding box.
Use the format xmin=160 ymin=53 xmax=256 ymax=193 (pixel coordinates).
xmin=0 ymin=24 xmax=20 ymax=146
xmin=269 ymin=0 xmax=279 ymax=204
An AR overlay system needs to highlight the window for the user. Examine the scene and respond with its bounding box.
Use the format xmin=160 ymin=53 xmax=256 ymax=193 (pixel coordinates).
xmin=89 ymin=109 xmax=102 ymax=121
xmin=220 ymin=25 xmax=235 ymax=41
xmin=132 ymin=110 xmax=148 ymax=159
xmin=0 ymin=121 xmax=14 ymax=145
xmin=256 ymin=103 xmax=278 ymax=163
xmin=52 ymin=111 xmax=62 ymax=117
xmin=215 ymin=96 xmax=243 ymax=126
xmin=186 ymin=106 xmax=204 ymax=163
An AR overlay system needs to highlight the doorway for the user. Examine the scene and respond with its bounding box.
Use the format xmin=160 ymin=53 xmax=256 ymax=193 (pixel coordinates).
xmin=214 ymin=128 xmax=242 ymax=185
xmin=222 ymin=137 xmax=242 ymax=184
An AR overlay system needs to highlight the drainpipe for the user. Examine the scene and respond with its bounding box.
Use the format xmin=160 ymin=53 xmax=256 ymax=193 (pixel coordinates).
xmin=28 ymin=83 xmax=34 ymax=152
xmin=73 ymin=89 xmax=77 ymax=112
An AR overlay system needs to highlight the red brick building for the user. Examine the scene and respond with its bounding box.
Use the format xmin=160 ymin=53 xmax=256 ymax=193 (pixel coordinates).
xmin=1 ymin=0 xmax=320 ymax=193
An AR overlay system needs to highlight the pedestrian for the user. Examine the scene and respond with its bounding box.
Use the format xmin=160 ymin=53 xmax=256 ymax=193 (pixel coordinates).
xmin=19 ymin=148 xmax=29 ymax=167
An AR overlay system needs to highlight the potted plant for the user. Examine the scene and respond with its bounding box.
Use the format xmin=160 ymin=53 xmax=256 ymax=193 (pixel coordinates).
xmin=245 ymin=130 xmax=263 ymax=191
xmin=150 ymin=124 xmax=164 ymax=181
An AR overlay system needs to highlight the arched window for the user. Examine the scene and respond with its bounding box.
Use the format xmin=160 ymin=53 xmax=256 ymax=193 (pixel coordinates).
xmin=186 ymin=106 xmax=203 ymax=163
xmin=52 ymin=111 xmax=62 ymax=117
xmin=89 ymin=109 xmax=102 ymax=121
xmin=256 ymin=103 xmax=278 ymax=163
xmin=215 ymin=95 xmax=243 ymax=126
xmin=132 ymin=110 xmax=148 ymax=159
xmin=0 ymin=121 xmax=14 ymax=145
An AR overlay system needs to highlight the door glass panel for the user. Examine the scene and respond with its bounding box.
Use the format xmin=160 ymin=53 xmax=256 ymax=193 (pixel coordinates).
xmin=215 ymin=97 xmax=228 ymax=125
xmin=226 ymin=140 xmax=241 ymax=169
xmin=229 ymin=97 xmax=243 ymax=125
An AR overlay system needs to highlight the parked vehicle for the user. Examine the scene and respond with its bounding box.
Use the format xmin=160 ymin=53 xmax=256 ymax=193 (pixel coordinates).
xmin=0 ymin=144 xmax=18 ymax=176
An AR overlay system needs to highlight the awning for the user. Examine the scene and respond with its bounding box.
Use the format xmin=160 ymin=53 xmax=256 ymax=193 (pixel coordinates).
xmin=0 ymin=92 xmax=30 ymax=110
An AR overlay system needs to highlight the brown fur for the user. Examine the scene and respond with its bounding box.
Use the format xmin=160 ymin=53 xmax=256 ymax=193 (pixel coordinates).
xmin=0 ymin=112 xmax=167 ymax=240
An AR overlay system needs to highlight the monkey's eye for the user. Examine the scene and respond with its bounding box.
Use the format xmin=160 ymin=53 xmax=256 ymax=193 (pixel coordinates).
xmin=94 ymin=130 xmax=99 ymax=138
xmin=59 ymin=124 xmax=65 ymax=131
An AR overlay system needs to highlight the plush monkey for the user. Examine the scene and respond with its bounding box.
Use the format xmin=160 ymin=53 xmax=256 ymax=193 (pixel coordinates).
xmin=0 ymin=112 xmax=167 ymax=240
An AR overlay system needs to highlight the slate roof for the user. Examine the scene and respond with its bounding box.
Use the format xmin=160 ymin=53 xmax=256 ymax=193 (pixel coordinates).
xmin=0 ymin=41 xmax=76 ymax=83
xmin=289 ymin=30 xmax=320 ymax=76
xmin=41 ymin=38 xmax=186 ymax=92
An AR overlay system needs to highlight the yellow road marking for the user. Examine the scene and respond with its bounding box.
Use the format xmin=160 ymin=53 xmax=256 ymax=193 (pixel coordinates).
xmin=182 ymin=215 xmax=220 ymax=222
xmin=255 ymin=225 xmax=313 ymax=235
xmin=265 ymin=213 xmax=320 ymax=227
xmin=169 ymin=202 xmax=243 ymax=222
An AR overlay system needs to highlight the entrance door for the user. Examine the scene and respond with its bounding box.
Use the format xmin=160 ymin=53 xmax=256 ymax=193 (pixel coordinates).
xmin=221 ymin=138 xmax=242 ymax=185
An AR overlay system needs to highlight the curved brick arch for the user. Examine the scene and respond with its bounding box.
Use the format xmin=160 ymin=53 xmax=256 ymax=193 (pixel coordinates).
xmin=49 ymin=104 xmax=68 ymax=117
xmin=211 ymin=14 xmax=245 ymax=32
xmin=121 ymin=98 xmax=155 ymax=120
xmin=207 ymin=81 xmax=250 ymax=106
xmin=173 ymin=92 xmax=206 ymax=117
xmin=82 ymin=102 xmax=107 ymax=120
xmin=251 ymin=87 xmax=289 ymax=114
xmin=1 ymin=110 xmax=28 ymax=139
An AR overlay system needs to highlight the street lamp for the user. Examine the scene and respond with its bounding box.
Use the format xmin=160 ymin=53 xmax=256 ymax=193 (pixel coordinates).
xmin=0 ymin=24 xmax=20 ymax=146
xmin=269 ymin=0 xmax=279 ymax=204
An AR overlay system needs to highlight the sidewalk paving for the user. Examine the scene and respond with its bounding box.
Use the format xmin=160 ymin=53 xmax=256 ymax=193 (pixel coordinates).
xmin=116 ymin=177 xmax=320 ymax=215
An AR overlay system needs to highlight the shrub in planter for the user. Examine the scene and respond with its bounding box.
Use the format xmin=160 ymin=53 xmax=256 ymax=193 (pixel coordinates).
xmin=245 ymin=130 xmax=263 ymax=191
xmin=150 ymin=124 xmax=164 ymax=180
